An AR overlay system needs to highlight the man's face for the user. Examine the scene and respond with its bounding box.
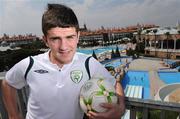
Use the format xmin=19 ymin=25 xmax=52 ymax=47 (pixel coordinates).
xmin=43 ymin=27 xmax=79 ymax=67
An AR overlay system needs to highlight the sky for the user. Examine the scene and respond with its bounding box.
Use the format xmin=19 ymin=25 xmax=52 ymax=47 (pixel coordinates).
xmin=0 ymin=0 xmax=180 ymax=37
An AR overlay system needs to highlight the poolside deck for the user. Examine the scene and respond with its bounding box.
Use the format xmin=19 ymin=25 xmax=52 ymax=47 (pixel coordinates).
xmin=149 ymin=71 xmax=165 ymax=98
xmin=128 ymin=58 xmax=168 ymax=71
xmin=169 ymin=89 xmax=180 ymax=103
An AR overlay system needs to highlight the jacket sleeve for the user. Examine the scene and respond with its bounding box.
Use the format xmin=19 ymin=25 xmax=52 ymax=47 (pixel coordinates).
xmin=5 ymin=57 xmax=29 ymax=89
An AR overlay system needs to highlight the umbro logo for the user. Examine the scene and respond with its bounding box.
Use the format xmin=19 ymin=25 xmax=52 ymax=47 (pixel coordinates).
xmin=34 ymin=69 xmax=49 ymax=74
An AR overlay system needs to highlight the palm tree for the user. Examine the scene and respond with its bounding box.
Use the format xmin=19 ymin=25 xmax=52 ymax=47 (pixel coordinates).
xmin=145 ymin=30 xmax=150 ymax=47
xmin=165 ymin=32 xmax=170 ymax=62
xmin=153 ymin=29 xmax=158 ymax=57
xmin=173 ymin=30 xmax=180 ymax=50
xmin=178 ymin=30 xmax=180 ymax=34
xmin=136 ymin=24 xmax=142 ymax=52
xmin=137 ymin=29 xmax=142 ymax=51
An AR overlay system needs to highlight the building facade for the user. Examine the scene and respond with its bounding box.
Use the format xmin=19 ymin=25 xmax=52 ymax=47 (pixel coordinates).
xmin=135 ymin=27 xmax=180 ymax=59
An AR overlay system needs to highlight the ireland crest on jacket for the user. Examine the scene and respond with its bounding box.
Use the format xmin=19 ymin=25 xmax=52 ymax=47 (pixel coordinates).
xmin=71 ymin=70 xmax=83 ymax=83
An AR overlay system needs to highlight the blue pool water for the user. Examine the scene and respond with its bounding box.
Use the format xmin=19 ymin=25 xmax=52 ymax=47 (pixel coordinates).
xmin=158 ymin=72 xmax=180 ymax=84
xmin=104 ymin=59 xmax=122 ymax=68
xmin=103 ymin=57 xmax=132 ymax=68
xmin=121 ymin=71 xmax=150 ymax=99
xmin=77 ymin=48 xmax=107 ymax=55
xmin=77 ymin=46 xmax=124 ymax=55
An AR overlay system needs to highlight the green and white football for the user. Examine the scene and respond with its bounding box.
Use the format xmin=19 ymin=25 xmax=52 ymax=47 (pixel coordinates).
xmin=79 ymin=76 xmax=118 ymax=113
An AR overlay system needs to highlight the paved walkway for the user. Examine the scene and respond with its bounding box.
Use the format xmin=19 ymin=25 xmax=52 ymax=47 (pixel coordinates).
xmin=149 ymin=71 xmax=164 ymax=98
xmin=128 ymin=59 xmax=168 ymax=99
xmin=128 ymin=59 xmax=167 ymax=71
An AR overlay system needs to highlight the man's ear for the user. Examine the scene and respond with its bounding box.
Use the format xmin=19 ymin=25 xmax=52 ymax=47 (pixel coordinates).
xmin=42 ymin=36 xmax=49 ymax=47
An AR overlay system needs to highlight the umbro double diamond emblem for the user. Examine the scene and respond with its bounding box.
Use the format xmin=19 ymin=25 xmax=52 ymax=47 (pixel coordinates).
xmin=34 ymin=69 xmax=49 ymax=74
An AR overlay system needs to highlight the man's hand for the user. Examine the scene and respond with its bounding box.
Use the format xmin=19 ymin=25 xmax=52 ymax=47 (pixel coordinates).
xmin=87 ymin=96 xmax=125 ymax=119
xmin=2 ymin=80 xmax=24 ymax=119
xmin=9 ymin=113 xmax=24 ymax=119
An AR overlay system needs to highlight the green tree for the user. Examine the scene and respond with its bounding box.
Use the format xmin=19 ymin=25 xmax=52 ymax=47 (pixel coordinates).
xmin=111 ymin=49 xmax=116 ymax=59
xmin=2 ymin=49 xmax=43 ymax=71
xmin=115 ymin=46 xmax=121 ymax=58
xmin=92 ymin=50 xmax=97 ymax=60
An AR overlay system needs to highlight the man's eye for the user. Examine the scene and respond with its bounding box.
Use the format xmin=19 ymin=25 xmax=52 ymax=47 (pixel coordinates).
xmin=67 ymin=35 xmax=76 ymax=40
xmin=51 ymin=38 xmax=59 ymax=41
xmin=67 ymin=36 xmax=73 ymax=39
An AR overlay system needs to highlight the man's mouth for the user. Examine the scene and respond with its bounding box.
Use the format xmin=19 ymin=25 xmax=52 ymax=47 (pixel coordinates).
xmin=58 ymin=50 xmax=70 ymax=54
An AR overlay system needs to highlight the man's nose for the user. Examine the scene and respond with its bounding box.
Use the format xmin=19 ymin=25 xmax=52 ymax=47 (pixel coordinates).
xmin=59 ymin=39 xmax=68 ymax=49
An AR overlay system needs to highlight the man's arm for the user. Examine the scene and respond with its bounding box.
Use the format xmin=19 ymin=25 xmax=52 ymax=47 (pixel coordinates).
xmin=1 ymin=80 xmax=23 ymax=119
xmin=115 ymin=70 xmax=125 ymax=116
xmin=115 ymin=81 xmax=125 ymax=115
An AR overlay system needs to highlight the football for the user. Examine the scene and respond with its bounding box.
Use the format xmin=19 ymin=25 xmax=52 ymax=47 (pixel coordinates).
xmin=79 ymin=75 xmax=118 ymax=113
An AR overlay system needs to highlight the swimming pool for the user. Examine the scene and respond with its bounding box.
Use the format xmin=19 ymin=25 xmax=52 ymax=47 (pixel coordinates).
xmin=77 ymin=46 xmax=124 ymax=55
xmin=102 ymin=56 xmax=132 ymax=67
xmin=104 ymin=59 xmax=123 ymax=68
xmin=121 ymin=70 xmax=150 ymax=99
xmin=158 ymin=72 xmax=180 ymax=84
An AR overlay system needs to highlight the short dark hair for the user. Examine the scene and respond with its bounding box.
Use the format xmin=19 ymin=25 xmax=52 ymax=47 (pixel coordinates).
xmin=42 ymin=4 xmax=79 ymax=36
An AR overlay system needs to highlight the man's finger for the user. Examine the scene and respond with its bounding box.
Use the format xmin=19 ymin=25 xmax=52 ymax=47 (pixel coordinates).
xmin=88 ymin=111 xmax=100 ymax=119
xmin=100 ymin=103 xmax=115 ymax=109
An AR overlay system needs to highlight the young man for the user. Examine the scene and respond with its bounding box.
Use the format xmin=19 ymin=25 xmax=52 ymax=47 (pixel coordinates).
xmin=2 ymin=4 xmax=125 ymax=119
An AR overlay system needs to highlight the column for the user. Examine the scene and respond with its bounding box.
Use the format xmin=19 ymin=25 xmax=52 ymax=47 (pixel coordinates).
xmin=161 ymin=40 xmax=163 ymax=49
xmin=150 ymin=41 xmax=152 ymax=48
xmin=174 ymin=39 xmax=176 ymax=50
